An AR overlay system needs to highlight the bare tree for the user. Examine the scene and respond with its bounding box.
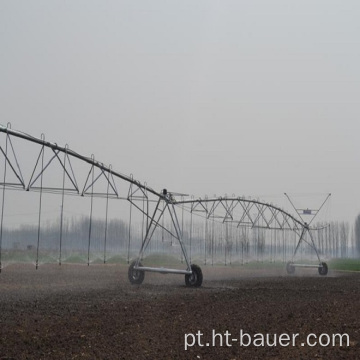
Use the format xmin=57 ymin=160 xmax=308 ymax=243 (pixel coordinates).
xmin=354 ymin=214 xmax=360 ymax=257
xmin=330 ymin=221 xmax=340 ymax=258
xmin=339 ymin=221 xmax=349 ymax=258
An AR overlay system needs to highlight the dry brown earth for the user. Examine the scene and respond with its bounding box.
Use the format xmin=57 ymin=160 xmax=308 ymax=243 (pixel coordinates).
xmin=0 ymin=263 xmax=359 ymax=359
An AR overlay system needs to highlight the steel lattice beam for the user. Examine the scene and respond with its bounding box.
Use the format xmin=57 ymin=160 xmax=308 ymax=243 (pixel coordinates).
xmin=0 ymin=124 xmax=330 ymax=281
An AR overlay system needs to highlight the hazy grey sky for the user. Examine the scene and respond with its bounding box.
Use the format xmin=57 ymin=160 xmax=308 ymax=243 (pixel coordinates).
xmin=1 ymin=1 xmax=360 ymax=224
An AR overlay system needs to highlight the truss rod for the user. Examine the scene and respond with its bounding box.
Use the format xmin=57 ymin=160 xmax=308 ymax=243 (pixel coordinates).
xmin=176 ymin=197 xmax=304 ymax=229
xmin=0 ymin=125 xmax=161 ymax=198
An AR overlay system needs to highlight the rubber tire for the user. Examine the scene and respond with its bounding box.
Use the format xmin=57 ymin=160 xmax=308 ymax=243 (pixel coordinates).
xmin=286 ymin=261 xmax=295 ymax=275
xmin=318 ymin=262 xmax=328 ymax=276
xmin=128 ymin=260 xmax=145 ymax=285
xmin=185 ymin=264 xmax=203 ymax=287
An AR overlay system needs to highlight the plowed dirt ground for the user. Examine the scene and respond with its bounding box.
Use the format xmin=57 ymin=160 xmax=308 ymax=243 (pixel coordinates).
xmin=0 ymin=263 xmax=359 ymax=359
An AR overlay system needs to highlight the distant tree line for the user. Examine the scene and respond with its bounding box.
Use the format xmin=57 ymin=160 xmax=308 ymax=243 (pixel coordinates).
xmin=2 ymin=216 xmax=129 ymax=252
xmin=311 ymin=221 xmax=351 ymax=258
xmin=2 ymin=215 xmax=360 ymax=261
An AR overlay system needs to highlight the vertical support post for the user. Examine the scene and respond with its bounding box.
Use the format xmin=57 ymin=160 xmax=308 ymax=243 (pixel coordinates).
xmin=256 ymin=227 xmax=259 ymax=262
xmin=127 ymin=199 xmax=132 ymax=264
xmin=270 ymin=228 xmax=273 ymax=262
xmin=103 ymin=167 xmax=111 ymax=264
xmin=211 ymin=214 xmax=214 ymax=266
xmin=141 ymin=195 xmax=145 ymax=253
xmin=59 ymin=146 xmax=67 ymax=266
xmin=181 ymin=197 xmax=184 ymax=263
xmin=189 ymin=206 xmax=193 ymax=264
xmin=161 ymin=201 xmax=165 ymax=254
xmin=241 ymin=233 xmax=244 ymax=265
xmin=282 ymin=230 xmax=285 ymax=263
xmin=36 ymin=140 xmax=45 ymax=270
xmin=0 ymin=131 xmax=9 ymax=273
xmin=225 ymin=221 xmax=229 ymax=265
xmin=87 ymin=159 xmax=95 ymax=267
xmin=204 ymin=217 xmax=207 ymax=265
xmin=235 ymin=227 xmax=239 ymax=260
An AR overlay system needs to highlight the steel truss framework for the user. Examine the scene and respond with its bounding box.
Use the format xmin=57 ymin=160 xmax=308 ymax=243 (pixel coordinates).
xmin=0 ymin=124 xmax=329 ymax=284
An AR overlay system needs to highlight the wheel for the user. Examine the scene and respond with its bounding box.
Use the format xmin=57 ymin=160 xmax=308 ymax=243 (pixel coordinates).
xmin=286 ymin=261 xmax=295 ymax=275
xmin=318 ymin=262 xmax=328 ymax=276
xmin=128 ymin=260 xmax=145 ymax=285
xmin=185 ymin=264 xmax=203 ymax=287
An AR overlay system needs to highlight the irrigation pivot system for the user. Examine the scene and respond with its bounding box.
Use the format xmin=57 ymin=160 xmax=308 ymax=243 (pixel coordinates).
xmin=0 ymin=124 xmax=330 ymax=286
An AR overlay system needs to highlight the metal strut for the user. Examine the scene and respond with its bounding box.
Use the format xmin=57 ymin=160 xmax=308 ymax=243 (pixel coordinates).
xmin=133 ymin=190 xmax=192 ymax=275
xmin=284 ymin=193 xmax=331 ymax=276
xmin=286 ymin=223 xmax=328 ymax=275
xmin=127 ymin=190 xmax=203 ymax=286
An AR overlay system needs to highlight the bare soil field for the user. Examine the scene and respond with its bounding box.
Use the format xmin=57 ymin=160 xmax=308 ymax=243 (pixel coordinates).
xmin=0 ymin=263 xmax=359 ymax=359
